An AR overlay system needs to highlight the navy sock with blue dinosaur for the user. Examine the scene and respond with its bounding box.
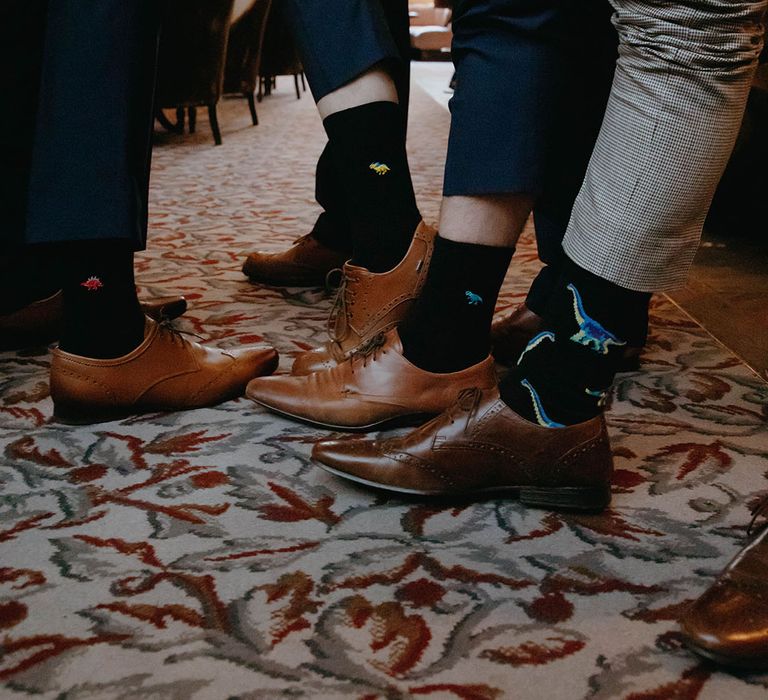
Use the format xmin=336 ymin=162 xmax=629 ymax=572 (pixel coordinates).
xmin=399 ymin=236 xmax=513 ymax=373
xmin=499 ymin=259 xmax=650 ymax=426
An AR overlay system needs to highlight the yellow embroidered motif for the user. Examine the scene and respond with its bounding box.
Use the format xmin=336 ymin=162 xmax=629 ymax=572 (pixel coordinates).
xmin=369 ymin=162 xmax=391 ymax=175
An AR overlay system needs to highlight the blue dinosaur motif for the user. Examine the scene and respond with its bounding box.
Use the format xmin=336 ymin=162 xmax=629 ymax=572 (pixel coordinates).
xmin=520 ymin=379 xmax=564 ymax=428
xmin=465 ymin=291 xmax=483 ymax=306
xmin=517 ymin=331 xmax=555 ymax=365
xmin=567 ymin=284 xmax=626 ymax=355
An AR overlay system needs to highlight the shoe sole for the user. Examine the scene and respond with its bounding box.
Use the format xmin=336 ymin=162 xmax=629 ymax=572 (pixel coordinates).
xmin=247 ymin=396 xmax=436 ymax=432
xmin=315 ymin=462 xmax=611 ymax=512
xmin=682 ymin=639 xmax=768 ymax=671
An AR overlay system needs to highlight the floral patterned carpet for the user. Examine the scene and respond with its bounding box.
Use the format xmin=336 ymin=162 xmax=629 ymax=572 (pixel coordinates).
xmin=2 ymin=83 xmax=768 ymax=700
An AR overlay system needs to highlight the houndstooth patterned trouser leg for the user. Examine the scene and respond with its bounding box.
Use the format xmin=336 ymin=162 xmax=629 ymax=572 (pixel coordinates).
xmin=562 ymin=0 xmax=767 ymax=292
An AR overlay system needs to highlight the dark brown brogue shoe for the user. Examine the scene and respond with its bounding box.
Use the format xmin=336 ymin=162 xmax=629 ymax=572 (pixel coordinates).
xmin=247 ymin=328 xmax=496 ymax=431
xmin=0 ymin=293 xmax=186 ymax=351
xmin=0 ymin=291 xmax=64 ymax=350
xmin=141 ymin=295 xmax=187 ymax=322
xmin=291 ymin=221 xmax=437 ymax=376
xmin=242 ymin=233 xmax=349 ymax=287
xmin=680 ymin=498 xmax=768 ymax=671
xmin=491 ymin=302 xmax=643 ymax=372
xmin=50 ymin=317 xmax=278 ymax=424
xmin=312 ymin=386 xmax=614 ymax=511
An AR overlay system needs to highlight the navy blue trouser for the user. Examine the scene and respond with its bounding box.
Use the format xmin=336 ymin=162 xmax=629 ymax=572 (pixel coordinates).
xmin=1 ymin=0 xmax=161 ymax=251
xmin=446 ymin=0 xmax=617 ymax=314
xmin=284 ymin=0 xmax=412 ymax=248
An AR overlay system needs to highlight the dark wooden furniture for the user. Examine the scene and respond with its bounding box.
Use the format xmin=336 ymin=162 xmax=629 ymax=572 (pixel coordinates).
xmin=155 ymin=0 xmax=235 ymax=145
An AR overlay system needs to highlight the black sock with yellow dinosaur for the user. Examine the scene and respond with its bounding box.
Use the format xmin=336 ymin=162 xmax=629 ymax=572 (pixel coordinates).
xmin=323 ymin=101 xmax=421 ymax=273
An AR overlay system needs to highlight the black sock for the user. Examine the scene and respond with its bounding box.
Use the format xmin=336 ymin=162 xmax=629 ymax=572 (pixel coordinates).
xmin=58 ymin=241 xmax=146 ymax=359
xmin=0 ymin=248 xmax=61 ymax=315
xmin=309 ymin=211 xmax=353 ymax=254
xmin=399 ymin=236 xmax=513 ymax=373
xmin=323 ymin=101 xmax=421 ymax=273
xmin=499 ymin=260 xmax=650 ymax=426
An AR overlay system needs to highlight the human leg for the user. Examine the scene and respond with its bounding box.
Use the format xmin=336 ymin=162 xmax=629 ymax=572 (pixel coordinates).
xmin=311 ymin=0 xmax=766 ymax=510
xmin=243 ymin=0 xmax=419 ymax=285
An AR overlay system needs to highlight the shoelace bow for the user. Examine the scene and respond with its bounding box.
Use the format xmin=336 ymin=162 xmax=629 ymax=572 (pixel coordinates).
xmin=747 ymin=495 xmax=768 ymax=537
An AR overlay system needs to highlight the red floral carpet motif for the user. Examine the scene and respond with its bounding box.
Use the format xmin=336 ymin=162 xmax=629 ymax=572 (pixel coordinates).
xmin=1 ymin=86 xmax=767 ymax=699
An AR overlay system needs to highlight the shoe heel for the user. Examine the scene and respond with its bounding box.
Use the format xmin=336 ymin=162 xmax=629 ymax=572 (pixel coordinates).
xmin=519 ymin=485 xmax=611 ymax=512
xmin=52 ymin=402 xmax=130 ymax=426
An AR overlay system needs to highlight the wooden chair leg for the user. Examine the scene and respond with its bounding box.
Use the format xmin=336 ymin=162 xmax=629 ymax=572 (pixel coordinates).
xmin=156 ymin=110 xmax=178 ymax=133
xmin=246 ymin=92 xmax=258 ymax=125
xmin=294 ymin=73 xmax=301 ymax=99
xmin=300 ymin=72 xmax=306 ymax=92
xmin=208 ymin=103 xmax=222 ymax=145
xmin=175 ymin=106 xmax=185 ymax=133
xmin=188 ymin=106 xmax=197 ymax=133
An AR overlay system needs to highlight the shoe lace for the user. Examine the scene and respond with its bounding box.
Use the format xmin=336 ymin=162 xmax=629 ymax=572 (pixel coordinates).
xmin=326 ymin=269 xmax=357 ymax=347
xmin=158 ymin=318 xmax=206 ymax=346
xmin=447 ymin=387 xmax=484 ymax=433
xmin=747 ymin=495 xmax=768 ymax=537
xmin=350 ymin=332 xmax=387 ymax=370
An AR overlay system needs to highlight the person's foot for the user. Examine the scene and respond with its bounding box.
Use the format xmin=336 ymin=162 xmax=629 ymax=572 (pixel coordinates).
xmin=291 ymin=221 xmax=436 ymax=376
xmin=242 ymin=233 xmax=350 ymax=287
xmin=0 ymin=292 xmax=188 ymax=351
xmin=491 ymin=302 xmax=644 ymax=372
xmin=246 ymin=328 xmax=496 ymax=431
xmin=679 ymin=498 xmax=768 ymax=671
xmin=50 ymin=316 xmax=278 ymax=424
xmin=311 ymin=386 xmax=613 ymax=511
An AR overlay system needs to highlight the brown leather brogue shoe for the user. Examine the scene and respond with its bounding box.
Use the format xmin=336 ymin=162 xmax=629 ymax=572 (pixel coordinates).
xmin=141 ymin=295 xmax=187 ymax=322
xmin=0 ymin=293 xmax=187 ymax=351
xmin=0 ymin=291 xmax=64 ymax=351
xmin=242 ymin=233 xmax=350 ymax=287
xmin=291 ymin=221 xmax=437 ymax=376
xmin=491 ymin=302 xmax=643 ymax=372
xmin=50 ymin=317 xmax=278 ymax=424
xmin=680 ymin=498 xmax=768 ymax=671
xmin=312 ymin=386 xmax=613 ymax=511
xmin=247 ymin=328 xmax=496 ymax=431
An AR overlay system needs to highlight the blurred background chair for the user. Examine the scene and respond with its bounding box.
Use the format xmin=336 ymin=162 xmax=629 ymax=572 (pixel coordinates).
xmin=223 ymin=0 xmax=273 ymax=126
xmin=155 ymin=0 xmax=235 ymax=145
xmin=258 ymin=6 xmax=306 ymax=100
xmin=409 ymin=3 xmax=452 ymax=60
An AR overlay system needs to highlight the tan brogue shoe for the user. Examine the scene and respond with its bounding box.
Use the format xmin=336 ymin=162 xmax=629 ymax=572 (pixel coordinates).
xmin=492 ymin=302 xmax=643 ymax=372
xmin=247 ymin=328 xmax=496 ymax=431
xmin=680 ymin=498 xmax=768 ymax=671
xmin=312 ymin=387 xmax=613 ymax=511
xmin=0 ymin=293 xmax=186 ymax=351
xmin=291 ymin=221 xmax=437 ymax=376
xmin=50 ymin=317 xmax=278 ymax=424
xmin=242 ymin=233 xmax=349 ymax=287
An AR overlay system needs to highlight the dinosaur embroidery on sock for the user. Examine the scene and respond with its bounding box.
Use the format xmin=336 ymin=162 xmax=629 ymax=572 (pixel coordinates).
xmin=567 ymin=284 xmax=626 ymax=355
xmin=465 ymin=291 xmax=483 ymax=306
xmin=369 ymin=162 xmax=391 ymax=176
xmin=517 ymin=331 xmax=555 ymax=365
xmin=521 ymin=378 xmax=564 ymax=428
xmin=80 ymin=276 xmax=104 ymax=292
xmin=585 ymin=387 xmax=608 ymax=407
